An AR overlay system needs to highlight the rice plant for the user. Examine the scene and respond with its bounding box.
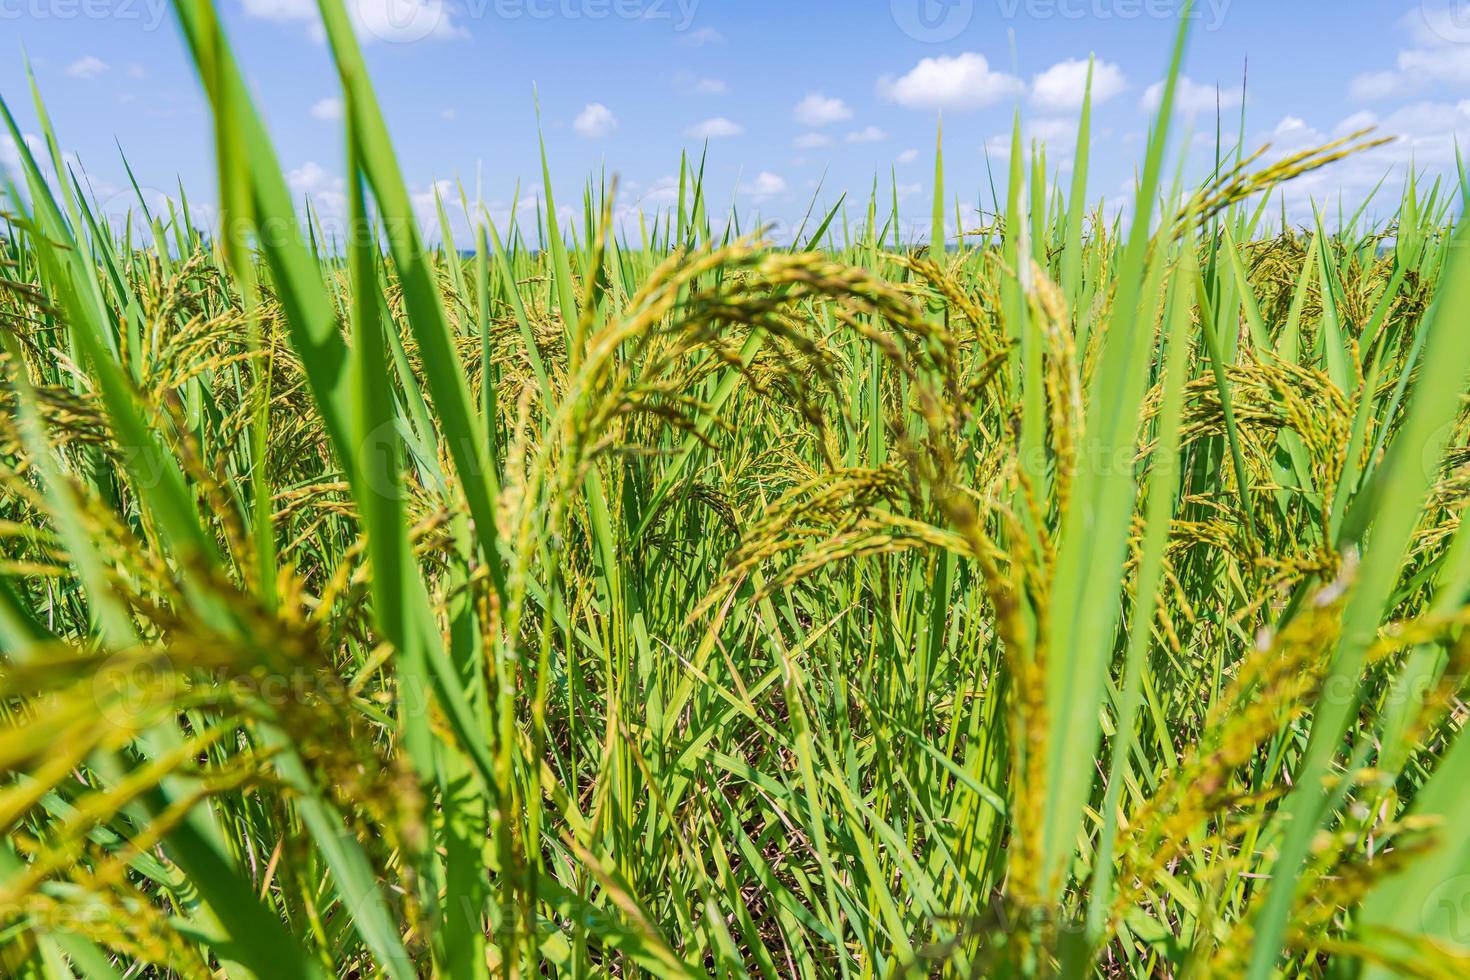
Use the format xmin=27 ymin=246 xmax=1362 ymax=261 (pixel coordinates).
xmin=3 ymin=0 xmax=1470 ymax=976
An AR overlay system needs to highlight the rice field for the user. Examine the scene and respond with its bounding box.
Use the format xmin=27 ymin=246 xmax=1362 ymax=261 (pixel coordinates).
xmin=4 ymin=1 xmax=1470 ymax=977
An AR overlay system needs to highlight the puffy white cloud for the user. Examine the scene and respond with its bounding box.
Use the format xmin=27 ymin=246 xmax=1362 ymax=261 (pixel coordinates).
xmin=984 ymin=117 xmax=1080 ymax=158
xmin=287 ymin=161 xmax=343 ymax=197
xmin=1218 ymin=101 xmax=1470 ymax=225
xmin=1 ymin=133 xmax=41 ymax=172
xmin=408 ymin=178 xmax=458 ymax=227
xmin=1141 ymin=76 xmax=1244 ymax=115
xmin=1370 ymin=100 xmax=1470 ymax=164
xmin=1274 ymin=116 xmax=1309 ymax=138
xmin=311 ymin=97 xmax=343 ymax=121
xmin=878 ymin=53 xmax=1024 ymax=112
xmin=1397 ymin=46 xmax=1470 ymax=85
xmin=284 ymin=161 xmax=349 ymax=229
xmin=242 ymin=0 xmax=463 ymax=43
xmin=1345 ymin=4 xmax=1470 ymax=102
xmin=1351 ymin=48 xmax=1470 ymax=101
xmin=1030 ymin=117 xmax=1080 ymax=144
xmin=573 ymin=103 xmax=618 ymax=139
xmin=846 ymin=126 xmax=887 ymax=144
xmin=686 ymin=117 xmax=743 ymax=139
xmin=1335 ymin=110 xmax=1379 ymax=136
xmin=1349 ymin=70 xmax=1412 ymax=102
xmin=1031 ymin=58 xmax=1126 ymax=112
xmin=897 ymin=148 xmax=920 ymax=164
xmin=66 ymin=56 xmax=108 ymax=80
xmin=633 ymin=175 xmax=681 ymax=209
xmin=794 ymin=92 xmax=853 ymax=126
xmin=745 ymin=171 xmax=787 ymax=201
xmin=1 ymin=132 xmax=73 ymax=179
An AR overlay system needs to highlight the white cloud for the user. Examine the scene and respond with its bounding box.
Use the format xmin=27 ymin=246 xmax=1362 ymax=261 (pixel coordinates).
xmin=794 ymin=132 xmax=833 ymax=149
xmin=1349 ymin=70 xmax=1412 ymax=102
xmin=242 ymin=0 xmax=463 ymax=43
xmin=897 ymin=148 xmax=920 ymax=164
xmin=241 ymin=0 xmax=313 ymax=18
xmin=1335 ymin=110 xmax=1379 ymax=135
xmin=1031 ymin=58 xmax=1126 ymax=111
xmin=686 ymin=116 xmax=743 ymax=139
xmin=1341 ymin=5 xmax=1470 ymax=103
xmin=1 ymin=133 xmax=42 ymax=172
xmin=690 ymin=76 xmax=728 ymax=95
xmin=1030 ymin=117 xmax=1079 ymax=145
xmin=66 ymin=56 xmax=108 ymax=80
xmin=634 ymin=175 xmax=681 ymax=209
xmin=483 ymin=184 xmax=571 ymax=236
xmin=408 ymin=178 xmax=458 ymax=227
xmin=285 ymin=160 xmax=349 ymax=226
xmin=745 ymin=171 xmax=787 ymax=201
xmin=794 ymin=92 xmax=854 ymax=126
xmin=673 ymin=73 xmax=728 ymax=96
xmin=1274 ymin=116 xmax=1309 ymax=138
xmin=1350 ymin=48 xmax=1470 ymax=101
xmin=679 ymin=26 xmax=723 ymax=47
xmin=846 ymin=125 xmax=887 ymax=144
xmin=878 ymin=53 xmax=1024 ymax=112
xmin=984 ymin=117 xmax=1080 ymax=157
xmin=311 ymin=97 xmax=343 ymax=121
xmin=287 ymin=161 xmax=343 ymax=196
xmin=4 ymin=137 xmax=94 ymax=215
xmin=1369 ymin=100 xmax=1470 ymax=165
xmin=574 ymin=102 xmax=618 ymax=139
xmin=1358 ymin=2 xmax=1470 ymax=98
xmin=1397 ymin=46 xmax=1470 ymax=85
xmin=126 ymin=64 xmax=147 ymax=79
xmin=1141 ymin=76 xmax=1244 ymax=116
xmin=1196 ymin=97 xmax=1470 ymax=227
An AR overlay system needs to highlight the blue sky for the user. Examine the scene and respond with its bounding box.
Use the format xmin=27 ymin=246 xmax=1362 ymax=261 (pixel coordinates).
xmin=2 ymin=0 xmax=1467 ymax=241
